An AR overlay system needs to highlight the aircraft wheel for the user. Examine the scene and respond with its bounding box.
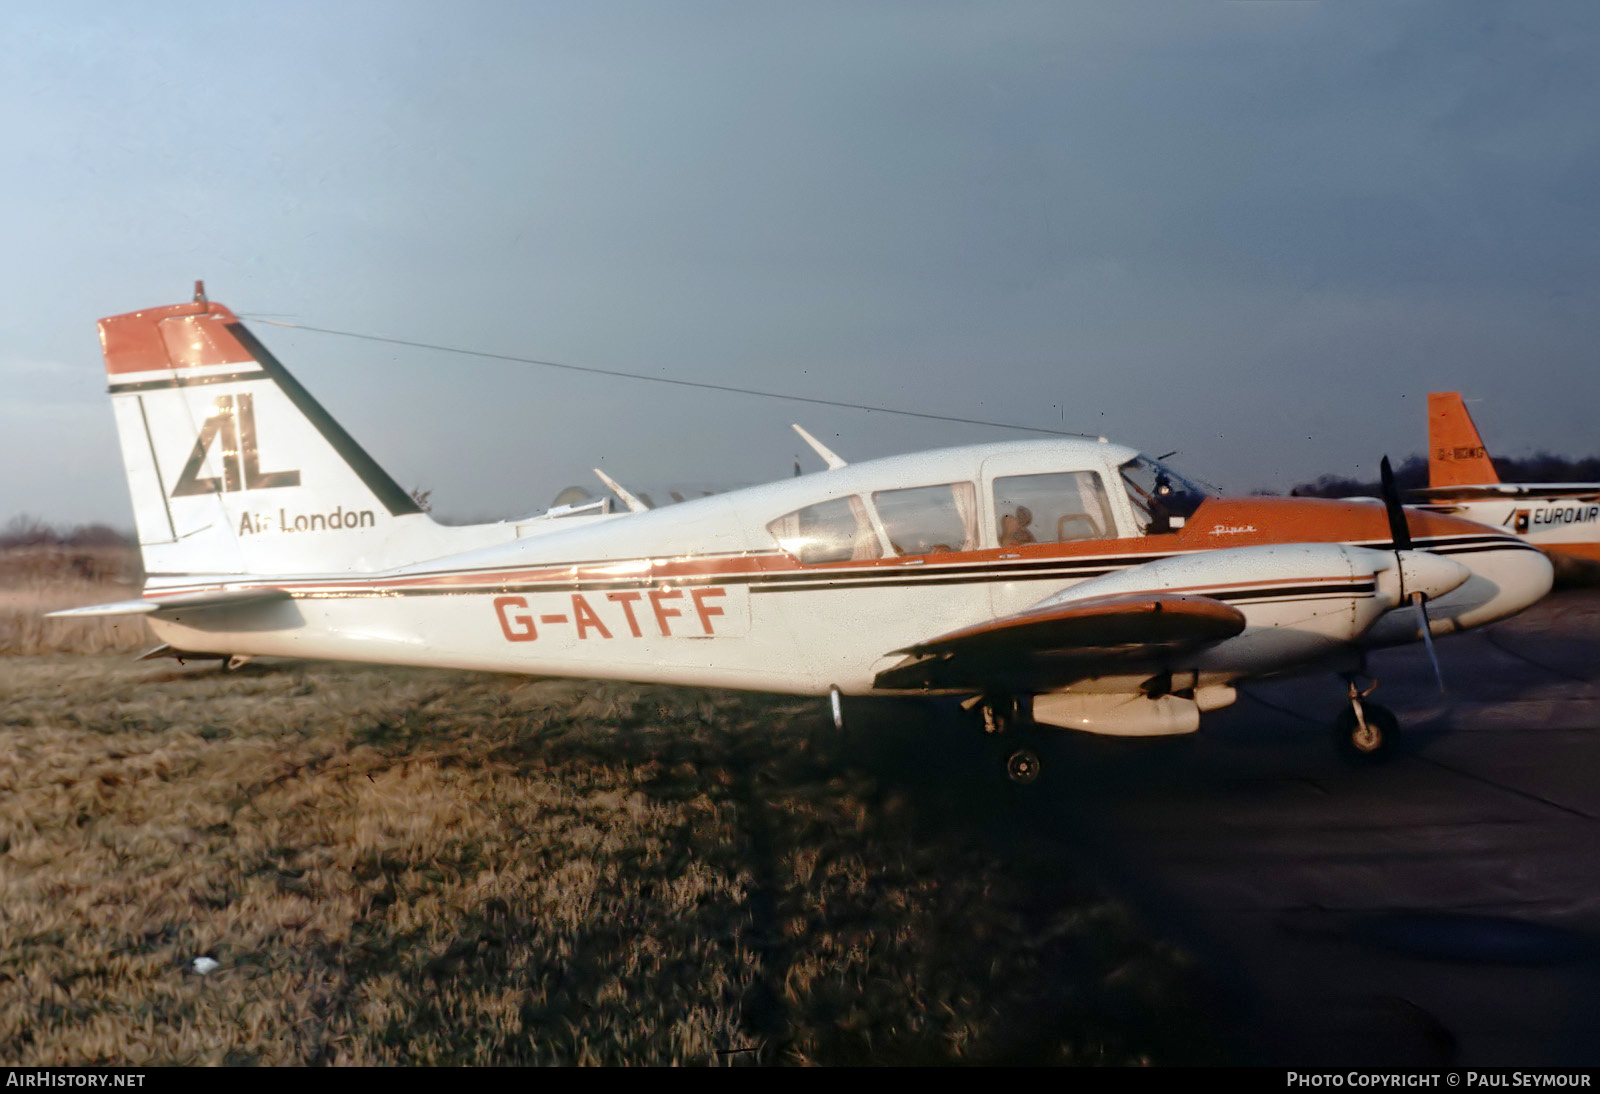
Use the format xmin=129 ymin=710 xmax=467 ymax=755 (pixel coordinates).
xmin=1334 ymin=702 xmax=1400 ymax=761
xmin=1005 ymin=746 xmax=1043 ymax=785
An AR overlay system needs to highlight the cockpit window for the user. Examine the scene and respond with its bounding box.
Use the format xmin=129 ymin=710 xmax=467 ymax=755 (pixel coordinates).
xmin=994 ymin=472 xmax=1115 ymax=546
xmin=769 ymin=495 xmax=883 ymax=565
xmin=1119 ymin=455 xmax=1209 ymax=535
xmin=872 ymin=482 xmax=979 ymax=556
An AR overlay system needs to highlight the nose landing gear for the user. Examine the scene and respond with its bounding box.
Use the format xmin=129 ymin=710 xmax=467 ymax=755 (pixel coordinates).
xmin=1335 ymin=675 xmax=1400 ymax=760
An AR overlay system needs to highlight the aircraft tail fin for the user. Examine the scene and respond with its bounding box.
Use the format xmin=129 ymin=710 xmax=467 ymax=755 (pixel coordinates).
xmin=1427 ymin=392 xmax=1499 ymax=488
xmin=100 ymin=284 xmax=445 ymax=578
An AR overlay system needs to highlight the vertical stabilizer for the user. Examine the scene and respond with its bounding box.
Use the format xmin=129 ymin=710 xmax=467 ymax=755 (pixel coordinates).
xmin=100 ymin=290 xmax=445 ymax=578
xmin=1427 ymin=392 xmax=1499 ymax=488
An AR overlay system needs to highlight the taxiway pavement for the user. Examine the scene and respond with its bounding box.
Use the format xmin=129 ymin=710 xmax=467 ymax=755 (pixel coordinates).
xmin=1040 ymin=586 xmax=1600 ymax=1065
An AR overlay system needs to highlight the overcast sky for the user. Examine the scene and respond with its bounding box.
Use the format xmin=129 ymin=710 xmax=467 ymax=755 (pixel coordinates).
xmin=4 ymin=0 xmax=1598 ymax=527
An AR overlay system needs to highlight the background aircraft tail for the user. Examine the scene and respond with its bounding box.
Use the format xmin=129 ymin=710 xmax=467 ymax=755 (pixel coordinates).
xmin=101 ymin=285 xmax=464 ymax=578
xmin=1427 ymin=392 xmax=1499 ymax=488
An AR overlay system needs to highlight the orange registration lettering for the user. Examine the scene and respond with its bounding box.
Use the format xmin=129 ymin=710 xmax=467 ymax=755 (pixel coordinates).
xmin=494 ymin=595 xmax=537 ymax=642
xmin=648 ymin=588 xmax=682 ymax=636
xmin=572 ymin=594 xmax=612 ymax=639
xmin=691 ymin=587 xmax=727 ymax=634
xmin=607 ymin=591 xmax=644 ymax=636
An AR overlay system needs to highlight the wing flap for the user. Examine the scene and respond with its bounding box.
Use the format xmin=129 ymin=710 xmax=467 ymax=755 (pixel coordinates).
xmin=876 ymin=592 xmax=1246 ymax=692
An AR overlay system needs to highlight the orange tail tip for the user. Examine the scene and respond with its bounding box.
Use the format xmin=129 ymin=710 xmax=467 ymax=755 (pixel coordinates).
xmin=98 ymin=296 xmax=250 ymax=376
xmin=1427 ymin=392 xmax=1499 ymax=488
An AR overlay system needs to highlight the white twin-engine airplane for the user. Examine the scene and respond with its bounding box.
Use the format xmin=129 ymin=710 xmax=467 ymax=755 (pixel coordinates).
xmin=55 ymin=287 xmax=1554 ymax=781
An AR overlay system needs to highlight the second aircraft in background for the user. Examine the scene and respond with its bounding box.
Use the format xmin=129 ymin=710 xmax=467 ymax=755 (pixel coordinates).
xmin=1411 ymin=392 xmax=1600 ymax=576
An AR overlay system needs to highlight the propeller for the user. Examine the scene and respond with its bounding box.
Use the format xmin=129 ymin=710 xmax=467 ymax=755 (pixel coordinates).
xmin=1379 ymin=456 xmax=1411 ymax=552
xmin=1380 ymin=455 xmax=1446 ymax=694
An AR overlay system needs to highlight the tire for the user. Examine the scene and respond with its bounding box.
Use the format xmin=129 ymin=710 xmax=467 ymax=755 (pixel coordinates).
xmin=1334 ymin=702 xmax=1400 ymax=761
xmin=1005 ymin=746 xmax=1043 ymax=785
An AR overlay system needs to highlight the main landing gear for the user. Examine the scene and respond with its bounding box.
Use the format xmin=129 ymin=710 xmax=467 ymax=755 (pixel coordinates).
xmin=1335 ymin=675 xmax=1400 ymax=761
xmin=977 ymin=695 xmax=1044 ymax=785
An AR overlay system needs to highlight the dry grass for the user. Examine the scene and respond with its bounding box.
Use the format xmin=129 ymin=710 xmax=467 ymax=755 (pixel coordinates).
xmin=0 ymin=657 xmax=1208 ymax=1066
xmin=0 ymin=546 xmax=150 ymax=655
xmin=0 ymin=546 xmax=1208 ymax=1065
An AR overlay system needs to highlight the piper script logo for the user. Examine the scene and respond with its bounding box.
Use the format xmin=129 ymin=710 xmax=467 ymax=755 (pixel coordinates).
xmin=171 ymin=393 xmax=301 ymax=496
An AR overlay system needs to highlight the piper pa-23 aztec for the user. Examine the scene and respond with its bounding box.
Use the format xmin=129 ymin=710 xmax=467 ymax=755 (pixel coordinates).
xmin=55 ymin=286 xmax=1554 ymax=782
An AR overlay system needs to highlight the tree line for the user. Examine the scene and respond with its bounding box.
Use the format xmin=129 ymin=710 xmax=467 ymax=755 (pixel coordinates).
xmin=1 ymin=516 xmax=133 ymax=549
xmin=1290 ymin=452 xmax=1600 ymax=499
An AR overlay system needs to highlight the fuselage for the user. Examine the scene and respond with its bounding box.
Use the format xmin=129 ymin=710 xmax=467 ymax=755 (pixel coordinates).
xmin=140 ymin=438 xmax=1553 ymax=699
xmin=1415 ymin=492 xmax=1600 ymax=566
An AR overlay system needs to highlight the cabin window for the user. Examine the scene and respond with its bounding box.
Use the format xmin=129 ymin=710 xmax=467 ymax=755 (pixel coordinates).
xmin=768 ymin=495 xmax=882 ymax=565
xmin=993 ymin=472 xmax=1116 ymax=546
xmin=871 ymin=482 xmax=979 ymax=556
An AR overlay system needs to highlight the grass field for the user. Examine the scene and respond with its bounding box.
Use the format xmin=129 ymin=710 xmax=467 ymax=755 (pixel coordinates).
xmin=0 ymin=545 xmax=150 ymax=657
xmin=0 ymin=547 xmax=1210 ymax=1065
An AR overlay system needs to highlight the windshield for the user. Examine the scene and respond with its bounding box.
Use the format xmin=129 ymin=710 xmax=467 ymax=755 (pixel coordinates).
xmin=1119 ymin=455 xmax=1210 ymax=534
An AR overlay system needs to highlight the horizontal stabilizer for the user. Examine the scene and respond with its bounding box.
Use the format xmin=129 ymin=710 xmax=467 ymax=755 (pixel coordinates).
xmin=1409 ymin=483 xmax=1600 ymax=501
xmin=46 ymin=587 xmax=290 ymax=618
xmin=136 ymin=644 xmax=227 ymax=662
xmin=876 ymin=592 xmax=1246 ymax=691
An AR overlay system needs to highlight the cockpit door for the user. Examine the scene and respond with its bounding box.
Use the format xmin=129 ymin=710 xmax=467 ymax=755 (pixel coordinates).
xmin=982 ymin=452 xmax=1129 ymax=618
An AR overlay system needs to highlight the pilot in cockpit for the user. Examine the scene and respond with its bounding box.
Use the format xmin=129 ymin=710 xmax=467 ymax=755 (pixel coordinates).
xmin=1148 ymin=475 xmax=1174 ymax=534
xmin=1000 ymin=505 xmax=1036 ymax=547
xmin=1120 ymin=455 xmax=1206 ymax=536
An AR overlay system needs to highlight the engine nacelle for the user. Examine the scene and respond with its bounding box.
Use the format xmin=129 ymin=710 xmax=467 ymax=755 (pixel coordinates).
xmin=1030 ymin=543 xmax=1470 ymax=675
xmin=1032 ymin=685 xmax=1237 ymax=737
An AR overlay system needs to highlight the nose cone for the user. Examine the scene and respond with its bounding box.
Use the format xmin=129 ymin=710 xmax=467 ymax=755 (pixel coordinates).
xmin=1363 ymin=542 xmax=1552 ymax=648
xmin=1434 ymin=544 xmax=1554 ymax=632
xmin=1368 ymin=504 xmax=1555 ymax=633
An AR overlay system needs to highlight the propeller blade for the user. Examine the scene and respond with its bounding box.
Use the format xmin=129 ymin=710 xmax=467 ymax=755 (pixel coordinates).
xmin=1380 ymin=455 xmax=1412 ymax=552
xmin=1414 ymin=593 xmax=1446 ymax=695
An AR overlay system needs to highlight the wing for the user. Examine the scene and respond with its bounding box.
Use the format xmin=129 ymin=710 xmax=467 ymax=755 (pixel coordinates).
xmin=873 ymin=592 xmax=1246 ymax=692
xmin=1409 ymin=483 xmax=1600 ymax=501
